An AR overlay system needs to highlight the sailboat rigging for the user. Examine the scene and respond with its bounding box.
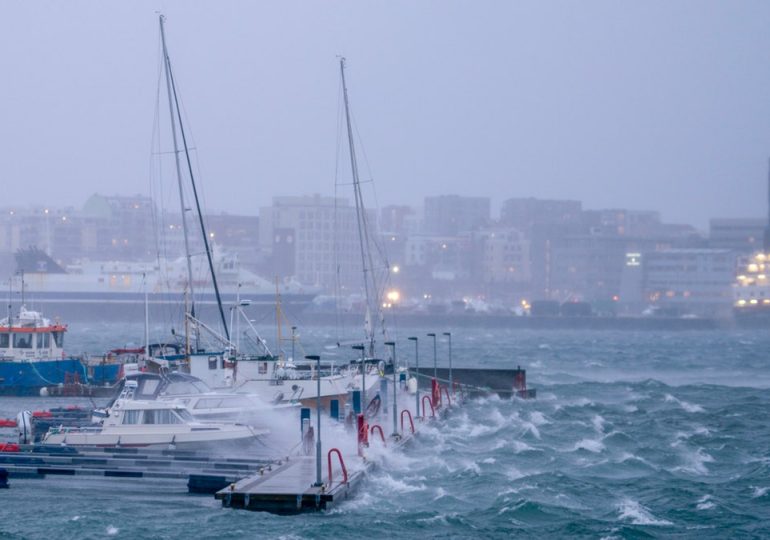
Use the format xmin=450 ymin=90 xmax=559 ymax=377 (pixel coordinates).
xmin=338 ymin=58 xmax=390 ymax=359
xmin=158 ymin=15 xmax=230 ymax=345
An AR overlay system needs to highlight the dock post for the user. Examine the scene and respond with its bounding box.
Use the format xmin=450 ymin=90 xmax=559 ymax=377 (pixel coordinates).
xmin=351 ymin=390 xmax=361 ymax=414
xmin=330 ymin=399 xmax=339 ymax=420
xmin=300 ymin=407 xmax=310 ymax=449
xmin=352 ymin=344 xmax=366 ymax=417
xmin=380 ymin=378 xmax=388 ymax=418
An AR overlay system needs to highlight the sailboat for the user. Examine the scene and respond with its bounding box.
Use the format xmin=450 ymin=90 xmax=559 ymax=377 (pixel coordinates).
xmin=337 ymin=58 xmax=392 ymax=393
xmin=150 ymin=18 xmax=364 ymax=409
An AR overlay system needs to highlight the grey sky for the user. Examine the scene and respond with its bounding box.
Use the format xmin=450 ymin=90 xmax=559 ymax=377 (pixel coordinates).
xmin=1 ymin=2 xmax=769 ymax=230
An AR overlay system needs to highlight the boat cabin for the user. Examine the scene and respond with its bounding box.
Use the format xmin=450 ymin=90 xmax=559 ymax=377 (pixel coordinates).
xmin=0 ymin=306 xmax=66 ymax=361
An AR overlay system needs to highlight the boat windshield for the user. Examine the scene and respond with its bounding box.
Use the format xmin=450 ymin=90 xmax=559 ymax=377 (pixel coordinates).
xmin=0 ymin=333 xmax=8 ymax=348
xmin=53 ymin=331 xmax=64 ymax=348
xmin=164 ymin=380 xmax=210 ymax=395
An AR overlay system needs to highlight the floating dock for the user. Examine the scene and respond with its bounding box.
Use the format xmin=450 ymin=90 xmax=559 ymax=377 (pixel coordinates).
xmin=0 ymin=368 xmax=531 ymax=513
xmin=0 ymin=445 xmax=279 ymax=494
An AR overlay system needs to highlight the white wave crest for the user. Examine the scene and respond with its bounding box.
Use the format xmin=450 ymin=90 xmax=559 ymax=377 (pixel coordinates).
xmin=529 ymin=411 xmax=550 ymax=426
xmin=511 ymin=440 xmax=536 ymax=453
xmin=664 ymin=394 xmax=704 ymax=413
xmin=675 ymin=447 xmax=714 ymax=475
xmin=696 ymin=494 xmax=715 ymax=510
xmin=591 ymin=414 xmax=606 ymax=433
xmin=617 ymin=498 xmax=673 ymax=526
xmin=376 ymin=474 xmax=426 ymax=493
xmin=752 ymin=486 xmax=769 ymax=498
xmin=572 ymin=438 xmax=605 ymax=453
xmin=107 ymin=526 xmax=119 ymax=536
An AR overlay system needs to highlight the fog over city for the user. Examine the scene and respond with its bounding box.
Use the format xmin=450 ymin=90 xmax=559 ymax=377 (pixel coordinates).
xmin=2 ymin=2 xmax=770 ymax=229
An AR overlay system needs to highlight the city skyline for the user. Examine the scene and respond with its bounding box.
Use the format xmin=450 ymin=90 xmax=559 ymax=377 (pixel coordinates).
xmin=1 ymin=3 xmax=770 ymax=229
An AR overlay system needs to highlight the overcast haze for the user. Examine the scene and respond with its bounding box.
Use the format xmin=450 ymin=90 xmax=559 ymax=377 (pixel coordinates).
xmin=1 ymin=2 xmax=770 ymax=229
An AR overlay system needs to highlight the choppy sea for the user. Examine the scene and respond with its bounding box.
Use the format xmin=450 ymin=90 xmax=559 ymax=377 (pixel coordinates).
xmin=1 ymin=322 xmax=769 ymax=539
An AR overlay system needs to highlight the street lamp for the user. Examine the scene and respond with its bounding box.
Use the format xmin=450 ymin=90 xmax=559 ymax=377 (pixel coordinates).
xmin=384 ymin=341 xmax=397 ymax=436
xmin=407 ymin=337 xmax=419 ymax=417
xmin=443 ymin=332 xmax=452 ymax=391
xmin=291 ymin=326 xmax=297 ymax=362
xmin=305 ymin=354 xmax=322 ymax=487
xmin=427 ymin=333 xmax=437 ymax=379
xmin=352 ymin=344 xmax=366 ymax=415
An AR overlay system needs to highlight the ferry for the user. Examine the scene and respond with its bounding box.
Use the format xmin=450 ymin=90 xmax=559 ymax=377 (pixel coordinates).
xmin=0 ymin=305 xmax=121 ymax=395
xmin=16 ymin=247 xmax=318 ymax=320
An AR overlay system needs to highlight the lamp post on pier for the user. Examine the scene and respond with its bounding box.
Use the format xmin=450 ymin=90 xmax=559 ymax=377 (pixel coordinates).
xmin=384 ymin=341 xmax=397 ymax=436
xmin=352 ymin=344 xmax=366 ymax=414
xmin=305 ymin=354 xmax=322 ymax=487
xmin=407 ymin=337 xmax=418 ymax=417
xmin=443 ymin=332 xmax=452 ymax=391
xmin=427 ymin=333 xmax=437 ymax=379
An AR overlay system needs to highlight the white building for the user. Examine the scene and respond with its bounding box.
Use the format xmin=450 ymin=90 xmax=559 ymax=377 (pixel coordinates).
xmin=643 ymin=249 xmax=735 ymax=317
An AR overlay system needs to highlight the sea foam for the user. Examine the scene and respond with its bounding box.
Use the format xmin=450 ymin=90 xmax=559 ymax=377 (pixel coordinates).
xmin=617 ymin=498 xmax=673 ymax=526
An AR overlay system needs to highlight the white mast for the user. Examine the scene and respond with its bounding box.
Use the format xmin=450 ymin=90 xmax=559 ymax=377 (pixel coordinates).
xmin=339 ymin=58 xmax=383 ymax=358
xmin=159 ymin=15 xmax=197 ymax=327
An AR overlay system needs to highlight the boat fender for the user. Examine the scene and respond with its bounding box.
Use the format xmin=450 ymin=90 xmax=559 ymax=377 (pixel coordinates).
xmin=16 ymin=411 xmax=32 ymax=445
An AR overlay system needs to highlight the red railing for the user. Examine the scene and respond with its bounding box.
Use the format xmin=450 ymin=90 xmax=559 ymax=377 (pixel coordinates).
xmin=400 ymin=409 xmax=415 ymax=434
xmin=327 ymin=448 xmax=348 ymax=487
xmin=0 ymin=419 xmax=17 ymax=428
xmin=422 ymin=395 xmax=435 ymax=418
xmin=369 ymin=424 xmax=386 ymax=445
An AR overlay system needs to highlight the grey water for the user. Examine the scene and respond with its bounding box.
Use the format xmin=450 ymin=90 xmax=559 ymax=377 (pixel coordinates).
xmin=1 ymin=323 xmax=769 ymax=539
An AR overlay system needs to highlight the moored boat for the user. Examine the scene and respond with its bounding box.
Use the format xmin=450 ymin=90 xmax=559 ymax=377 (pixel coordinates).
xmin=0 ymin=305 xmax=121 ymax=395
xmin=42 ymin=381 xmax=264 ymax=449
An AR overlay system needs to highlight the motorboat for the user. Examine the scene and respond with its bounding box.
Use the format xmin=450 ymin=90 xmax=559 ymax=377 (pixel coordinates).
xmin=42 ymin=381 xmax=265 ymax=449
xmin=114 ymin=369 xmax=296 ymax=423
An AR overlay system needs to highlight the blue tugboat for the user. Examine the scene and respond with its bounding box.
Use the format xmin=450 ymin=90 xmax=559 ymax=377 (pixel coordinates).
xmin=0 ymin=305 xmax=110 ymax=395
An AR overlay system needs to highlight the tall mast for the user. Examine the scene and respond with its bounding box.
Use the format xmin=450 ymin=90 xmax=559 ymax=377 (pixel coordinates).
xmin=158 ymin=15 xmax=230 ymax=342
xmin=159 ymin=16 xmax=196 ymax=327
xmin=339 ymin=58 xmax=379 ymax=357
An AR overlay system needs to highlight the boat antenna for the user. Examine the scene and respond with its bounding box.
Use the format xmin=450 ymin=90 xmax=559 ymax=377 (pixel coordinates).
xmin=143 ymin=272 xmax=150 ymax=360
xmin=7 ymin=275 xmax=11 ymax=323
xmin=340 ymin=58 xmax=380 ymax=358
xmin=158 ymin=15 xmax=230 ymax=342
xmin=19 ymin=270 xmax=25 ymax=307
